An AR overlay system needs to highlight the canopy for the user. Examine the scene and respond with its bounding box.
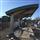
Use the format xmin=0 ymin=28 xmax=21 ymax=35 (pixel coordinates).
xmin=6 ymin=4 xmax=38 ymax=19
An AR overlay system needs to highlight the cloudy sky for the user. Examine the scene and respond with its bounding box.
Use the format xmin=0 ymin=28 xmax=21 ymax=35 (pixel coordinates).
xmin=0 ymin=0 xmax=40 ymax=19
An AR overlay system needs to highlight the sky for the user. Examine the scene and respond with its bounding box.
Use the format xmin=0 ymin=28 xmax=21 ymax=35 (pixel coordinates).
xmin=0 ymin=0 xmax=40 ymax=19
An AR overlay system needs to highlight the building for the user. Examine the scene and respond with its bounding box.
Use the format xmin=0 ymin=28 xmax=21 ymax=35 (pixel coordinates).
xmin=5 ymin=4 xmax=38 ymax=40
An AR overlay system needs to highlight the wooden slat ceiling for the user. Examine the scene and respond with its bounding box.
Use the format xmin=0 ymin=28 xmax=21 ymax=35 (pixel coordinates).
xmin=12 ymin=6 xmax=38 ymax=18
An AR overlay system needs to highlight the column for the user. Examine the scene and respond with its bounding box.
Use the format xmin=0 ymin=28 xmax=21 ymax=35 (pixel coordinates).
xmin=8 ymin=15 xmax=14 ymax=34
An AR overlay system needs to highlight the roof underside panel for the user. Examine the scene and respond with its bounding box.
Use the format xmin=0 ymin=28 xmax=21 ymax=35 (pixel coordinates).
xmin=6 ymin=4 xmax=38 ymax=18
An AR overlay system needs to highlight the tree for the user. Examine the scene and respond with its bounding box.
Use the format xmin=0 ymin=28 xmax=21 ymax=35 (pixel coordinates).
xmin=35 ymin=17 xmax=40 ymax=21
xmin=2 ymin=16 xmax=10 ymax=22
xmin=0 ymin=18 xmax=2 ymax=22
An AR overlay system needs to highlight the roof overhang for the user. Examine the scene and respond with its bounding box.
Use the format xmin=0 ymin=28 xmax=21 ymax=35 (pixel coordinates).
xmin=5 ymin=4 xmax=39 ymax=18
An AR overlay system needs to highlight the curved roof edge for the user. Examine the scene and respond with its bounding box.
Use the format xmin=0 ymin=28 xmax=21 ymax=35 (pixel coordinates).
xmin=5 ymin=4 xmax=39 ymax=15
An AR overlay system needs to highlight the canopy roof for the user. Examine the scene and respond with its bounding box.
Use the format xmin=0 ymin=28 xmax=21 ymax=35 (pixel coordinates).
xmin=6 ymin=4 xmax=38 ymax=18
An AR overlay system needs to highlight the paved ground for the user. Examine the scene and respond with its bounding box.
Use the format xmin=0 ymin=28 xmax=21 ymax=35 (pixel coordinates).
xmin=0 ymin=27 xmax=40 ymax=40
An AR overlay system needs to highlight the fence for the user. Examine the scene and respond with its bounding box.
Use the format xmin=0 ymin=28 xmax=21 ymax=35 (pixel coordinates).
xmin=0 ymin=22 xmax=10 ymax=31
xmin=0 ymin=22 xmax=10 ymax=40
